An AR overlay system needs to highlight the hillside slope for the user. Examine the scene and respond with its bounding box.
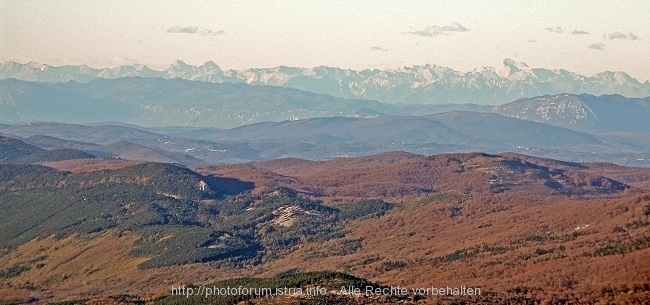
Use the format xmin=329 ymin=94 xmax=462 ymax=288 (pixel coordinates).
xmin=26 ymin=135 xmax=202 ymax=166
xmin=0 ymin=135 xmax=94 ymax=164
xmin=198 ymin=152 xmax=631 ymax=199
xmin=489 ymin=93 xmax=650 ymax=133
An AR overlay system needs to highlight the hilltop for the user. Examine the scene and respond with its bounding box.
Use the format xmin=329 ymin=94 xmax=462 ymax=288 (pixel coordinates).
xmin=0 ymin=134 xmax=94 ymax=164
xmin=490 ymin=93 xmax=650 ymax=133
xmin=196 ymin=152 xmax=631 ymax=199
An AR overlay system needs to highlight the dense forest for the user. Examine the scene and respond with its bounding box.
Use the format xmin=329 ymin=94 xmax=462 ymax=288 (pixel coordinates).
xmin=0 ymin=162 xmax=392 ymax=269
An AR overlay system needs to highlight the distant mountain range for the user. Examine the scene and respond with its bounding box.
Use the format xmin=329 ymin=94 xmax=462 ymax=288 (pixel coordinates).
xmin=2 ymin=73 xmax=650 ymax=166
xmin=490 ymin=93 xmax=650 ymax=133
xmin=0 ymin=77 xmax=401 ymax=128
xmin=2 ymin=59 xmax=649 ymax=105
xmin=2 ymin=77 xmax=649 ymax=131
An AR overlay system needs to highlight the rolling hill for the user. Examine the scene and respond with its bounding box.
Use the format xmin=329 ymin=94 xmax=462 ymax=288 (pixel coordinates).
xmin=201 ymin=116 xmax=484 ymax=145
xmin=0 ymin=124 xmax=262 ymax=164
xmin=25 ymin=135 xmax=203 ymax=166
xmin=489 ymin=93 xmax=650 ymax=134
xmin=188 ymin=111 xmax=609 ymax=152
xmin=197 ymin=152 xmax=631 ymax=199
xmin=0 ymin=135 xmax=94 ymax=164
xmin=425 ymin=111 xmax=605 ymax=149
xmin=2 ymin=114 xmax=649 ymax=167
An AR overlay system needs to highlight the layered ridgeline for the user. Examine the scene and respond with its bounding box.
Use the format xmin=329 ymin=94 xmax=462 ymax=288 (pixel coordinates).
xmin=0 ymin=135 xmax=94 ymax=164
xmin=2 ymin=113 xmax=649 ymax=167
xmin=2 ymin=59 xmax=649 ymax=105
xmin=0 ymin=77 xmax=400 ymax=128
xmin=1 ymin=130 xmax=202 ymax=166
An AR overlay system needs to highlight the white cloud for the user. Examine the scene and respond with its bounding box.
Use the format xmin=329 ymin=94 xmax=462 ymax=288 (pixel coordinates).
xmin=588 ymin=43 xmax=605 ymax=50
xmin=545 ymin=26 xmax=563 ymax=34
xmin=167 ymin=26 xmax=224 ymax=36
xmin=404 ymin=23 xmax=469 ymax=37
xmin=606 ymin=31 xmax=639 ymax=40
xmin=370 ymin=46 xmax=388 ymax=52
xmin=167 ymin=26 xmax=199 ymax=34
xmin=201 ymin=29 xmax=225 ymax=36
xmin=440 ymin=23 xmax=469 ymax=32
xmin=572 ymin=30 xmax=589 ymax=35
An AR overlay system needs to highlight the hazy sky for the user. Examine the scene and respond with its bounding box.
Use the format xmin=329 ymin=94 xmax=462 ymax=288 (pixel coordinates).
xmin=2 ymin=0 xmax=649 ymax=81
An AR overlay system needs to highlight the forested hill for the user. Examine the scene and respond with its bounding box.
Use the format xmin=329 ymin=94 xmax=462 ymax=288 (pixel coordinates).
xmin=0 ymin=135 xmax=94 ymax=164
xmin=0 ymin=161 xmax=392 ymax=271
xmin=0 ymin=162 xmax=222 ymax=247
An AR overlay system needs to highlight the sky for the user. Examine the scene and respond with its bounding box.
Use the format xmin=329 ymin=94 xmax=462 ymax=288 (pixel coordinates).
xmin=1 ymin=0 xmax=649 ymax=81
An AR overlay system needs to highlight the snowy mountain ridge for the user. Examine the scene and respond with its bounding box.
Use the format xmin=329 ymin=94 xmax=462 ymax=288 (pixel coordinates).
xmin=1 ymin=59 xmax=649 ymax=105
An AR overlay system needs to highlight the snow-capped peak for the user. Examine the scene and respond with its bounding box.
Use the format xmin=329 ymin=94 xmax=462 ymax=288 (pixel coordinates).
xmin=26 ymin=61 xmax=48 ymax=71
xmin=498 ymin=58 xmax=534 ymax=80
xmin=202 ymin=61 xmax=221 ymax=72
xmin=1 ymin=60 xmax=649 ymax=105
xmin=170 ymin=60 xmax=190 ymax=69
